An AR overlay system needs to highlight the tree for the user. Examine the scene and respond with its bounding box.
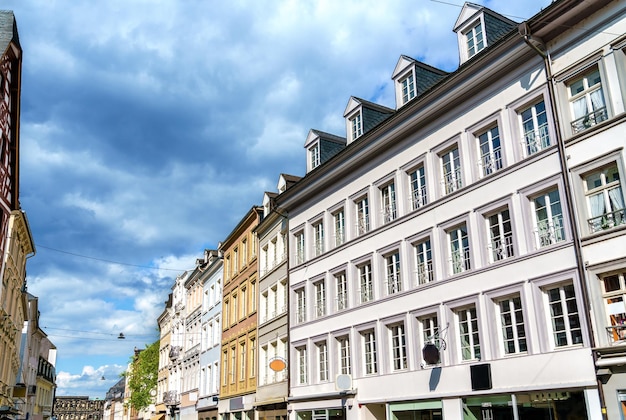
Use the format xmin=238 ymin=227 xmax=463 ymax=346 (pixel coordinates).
xmin=124 ymin=340 xmax=159 ymax=411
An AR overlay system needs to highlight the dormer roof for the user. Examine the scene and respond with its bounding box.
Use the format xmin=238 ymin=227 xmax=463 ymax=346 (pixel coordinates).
xmin=343 ymin=97 xmax=394 ymax=144
xmin=305 ymin=129 xmax=346 ymax=173
xmin=453 ymin=2 xmax=517 ymax=65
xmin=277 ymin=173 xmax=301 ymax=192
xmin=391 ymin=55 xmax=448 ymax=108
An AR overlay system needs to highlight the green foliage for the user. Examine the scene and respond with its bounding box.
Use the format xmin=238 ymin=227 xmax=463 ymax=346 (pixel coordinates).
xmin=125 ymin=340 xmax=159 ymax=411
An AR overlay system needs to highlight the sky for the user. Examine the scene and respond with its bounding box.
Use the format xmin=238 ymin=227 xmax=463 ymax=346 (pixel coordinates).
xmin=3 ymin=0 xmax=552 ymax=399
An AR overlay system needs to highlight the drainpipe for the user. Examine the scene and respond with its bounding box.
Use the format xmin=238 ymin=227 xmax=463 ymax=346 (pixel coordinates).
xmin=519 ymin=22 xmax=607 ymax=420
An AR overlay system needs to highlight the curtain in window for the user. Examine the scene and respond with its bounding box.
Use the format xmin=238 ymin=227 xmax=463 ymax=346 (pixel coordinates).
xmin=609 ymin=187 xmax=625 ymax=211
xmin=590 ymin=88 xmax=605 ymax=111
xmin=589 ymin=193 xmax=605 ymax=217
xmin=572 ymin=97 xmax=587 ymax=119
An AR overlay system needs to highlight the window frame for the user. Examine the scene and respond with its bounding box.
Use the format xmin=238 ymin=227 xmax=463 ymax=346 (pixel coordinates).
xmin=309 ymin=142 xmax=321 ymax=170
xmin=353 ymin=191 xmax=371 ymax=237
xmin=350 ymin=111 xmax=363 ymax=141
xmin=485 ymin=284 xmax=529 ymax=358
xmin=475 ymin=196 xmax=517 ymax=266
xmin=440 ymin=215 xmax=473 ymax=276
xmin=414 ymin=308 xmax=443 ymax=367
xmin=434 ymin=137 xmax=464 ymax=197
xmin=465 ymin=19 xmax=485 ymax=58
xmin=450 ymin=300 xmax=482 ymax=363
xmin=401 ymin=71 xmax=416 ymax=104
xmin=313 ymin=276 xmax=327 ymax=318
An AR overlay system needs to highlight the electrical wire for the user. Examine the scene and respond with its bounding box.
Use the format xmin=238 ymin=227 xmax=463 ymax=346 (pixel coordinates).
xmin=35 ymin=244 xmax=189 ymax=272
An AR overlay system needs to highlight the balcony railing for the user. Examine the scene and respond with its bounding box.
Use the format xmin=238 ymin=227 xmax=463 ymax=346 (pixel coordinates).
xmin=296 ymin=310 xmax=305 ymax=323
xmin=522 ymin=123 xmax=550 ymax=157
xmin=479 ymin=149 xmax=502 ymax=177
xmin=386 ymin=275 xmax=402 ymax=295
xmin=336 ymin=294 xmax=347 ymax=311
xmin=411 ymin=186 xmax=427 ymax=210
xmin=450 ymin=247 xmax=471 ymax=274
xmin=314 ymin=239 xmax=324 ymax=256
xmin=359 ymin=287 xmax=373 ymax=303
xmin=356 ymin=218 xmax=369 ymax=236
xmin=334 ymin=231 xmax=345 ymax=247
xmin=489 ymin=232 xmax=514 ymax=262
xmin=416 ymin=261 xmax=433 ymax=285
xmin=442 ymin=171 xmax=462 ymax=195
xmin=606 ymin=325 xmax=626 ymax=345
xmin=535 ymin=217 xmax=565 ymax=248
xmin=382 ymin=205 xmax=397 ymax=224
xmin=315 ymin=301 xmax=326 ymax=318
xmin=571 ymin=107 xmax=608 ymax=134
xmin=163 ymin=391 xmax=179 ymax=405
xmin=588 ymin=208 xmax=625 ymax=233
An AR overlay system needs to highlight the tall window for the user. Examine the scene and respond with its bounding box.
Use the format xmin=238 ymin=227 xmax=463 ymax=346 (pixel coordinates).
xmin=401 ymin=73 xmax=416 ymax=104
xmin=230 ymin=346 xmax=236 ymax=383
xmin=409 ymin=165 xmax=427 ymax=210
xmin=295 ymin=288 xmax=306 ymax=324
xmin=233 ymin=248 xmax=239 ymax=274
xmin=546 ymin=284 xmax=583 ymax=347
xmin=457 ymin=306 xmax=480 ymax=361
xmin=297 ymin=346 xmax=307 ymax=384
xmin=338 ymin=336 xmax=351 ymax=374
xmin=486 ymin=208 xmax=514 ymax=262
xmin=310 ymin=144 xmax=321 ymax=169
xmin=497 ymin=295 xmax=527 ymax=354
xmin=381 ymin=183 xmax=397 ymax=223
xmin=568 ymin=67 xmax=607 ymax=134
xmin=601 ymin=271 xmax=626 ymax=344
xmin=315 ymin=281 xmax=326 ymax=318
xmin=356 ymin=197 xmax=370 ymax=235
xmin=317 ymin=341 xmax=329 ymax=382
xmin=222 ymin=351 xmax=228 ymax=386
xmin=313 ymin=221 xmax=324 ymax=256
xmin=520 ymin=100 xmax=550 ymax=156
xmin=441 ymin=147 xmax=462 ymax=195
xmin=477 ymin=126 xmax=502 ymax=177
xmin=362 ymin=330 xmax=378 ymax=375
xmin=466 ymin=21 xmax=484 ymax=57
xmin=421 ymin=315 xmax=440 ymax=365
xmin=414 ymin=238 xmax=433 ymax=285
xmin=359 ymin=263 xmax=373 ymax=303
xmin=240 ymin=286 xmax=247 ymax=319
xmin=239 ymin=342 xmax=246 ymax=381
xmin=531 ymin=189 xmax=565 ymax=248
xmin=386 ymin=252 xmax=402 ymax=295
xmin=583 ymin=163 xmax=625 ymax=233
xmin=390 ymin=324 xmax=408 ymax=371
xmin=448 ymin=224 xmax=470 ymax=274
xmin=336 ymin=272 xmax=348 ymax=311
xmin=351 ymin=112 xmax=363 ymax=140
xmin=295 ymin=231 xmax=305 ymax=264
xmin=250 ymin=337 xmax=256 ymax=379
xmin=334 ymin=209 xmax=345 ymax=246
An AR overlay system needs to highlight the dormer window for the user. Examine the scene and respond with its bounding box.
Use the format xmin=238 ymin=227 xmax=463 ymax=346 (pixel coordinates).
xmin=310 ymin=144 xmax=321 ymax=169
xmin=401 ymin=73 xmax=416 ymax=104
xmin=351 ymin=112 xmax=363 ymax=140
xmin=465 ymin=21 xmax=484 ymax=58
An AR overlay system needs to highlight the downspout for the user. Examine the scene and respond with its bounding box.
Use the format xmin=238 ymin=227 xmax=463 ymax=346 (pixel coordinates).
xmin=519 ymin=22 xmax=607 ymax=420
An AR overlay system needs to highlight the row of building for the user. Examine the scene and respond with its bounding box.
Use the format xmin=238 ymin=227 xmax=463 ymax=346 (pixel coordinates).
xmin=0 ymin=9 xmax=57 ymax=420
xmin=149 ymin=0 xmax=626 ymax=419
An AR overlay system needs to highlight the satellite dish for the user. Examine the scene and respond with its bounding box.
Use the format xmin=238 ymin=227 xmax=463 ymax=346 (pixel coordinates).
xmin=335 ymin=374 xmax=352 ymax=391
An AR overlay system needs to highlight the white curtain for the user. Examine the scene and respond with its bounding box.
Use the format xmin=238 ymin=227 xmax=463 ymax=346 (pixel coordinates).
xmin=572 ymin=97 xmax=588 ymax=119
xmin=590 ymin=88 xmax=605 ymax=110
xmin=589 ymin=193 xmax=605 ymax=217
xmin=609 ymin=187 xmax=625 ymax=211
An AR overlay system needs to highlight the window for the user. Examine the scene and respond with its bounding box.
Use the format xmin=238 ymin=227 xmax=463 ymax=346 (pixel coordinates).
xmin=313 ymin=221 xmax=324 ymax=256
xmin=337 ymin=336 xmax=351 ymax=374
xmin=440 ymin=146 xmax=462 ymax=195
xmin=232 ymin=293 xmax=238 ymax=325
xmin=568 ymin=66 xmax=607 ymax=134
xmin=224 ymin=299 xmax=230 ymax=328
xmin=601 ymin=271 xmax=626 ymax=344
xmin=496 ymin=295 xmax=527 ymax=354
xmin=241 ymin=238 xmax=248 ymax=268
xmin=336 ymin=272 xmax=348 ymax=311
xmin=295 ymin=231 xmax=305 ymax=264
xmin=334 ymin=209 xmax=345 ymax=247
xmin=351 ymin=112 xmax=363 ymax=140
xmin=222 ymin=351 xmax=229 ymax=386
xmin=240 ymin=286 xmax=247 ymax=319
xmin=250 ymin=279 xmax=257 ymax=312
xmin=466 ymin=21 xmax=484 ymax=58
xmin=486 ymin=208 xmax=514 ymax=262
xmin=317 ymin=341 xmax=329 ymax=382
xmin=314 ymin=280 xmax=326 ymax=318
xmin=583 ymin=163 xmax=625 ymax=233
xmin=239 ymin=342 xmax=246 ymax=381
xmin=477 ymin=126 xmax=502 ymax=177
xmin=448 ymin=224 xmax=470 ymax=274
xmin=414 ymin=238 xmax=433 ymax=285
xmin=409 ymin=165 xmax=427 ymax=210
xmin=295 ymin=288 xmax=306 ymax=324
xmin=457 ymin=306 xmax=480 ymax=361
xmin=233 ymin=248 xmax=238 ymax=274
xmin=250 ymin=337 xmax=256 ymax=379
xmin=545 ymin=283 xmax=583 ymax=347
xmin=385 ymin=251 xmax=402 ymax=295
xmin=230 ymin=346 xmax=236 ymax=383
xmin=297 ymin=346 xmax=307 ymax=384
xmin=531 ymin=188 xmax=565 ymax=248
xmin=401 ymin=73 xmax=416 ymax=104
xmin=310 ymin=144 xmax=321 ymax=169
xmin=359 ymin=263 xmax=373 ymax=303
xmin=519 ymin=99 xmax=550 ymax=157
xmin=355 ymin=196 xmax=370 ymax=235
xmin=362 ymin=330 xmax=378 ymax=374
xmin=381 ymin=183 xmax=397 ymax=223
xmin=390 ymin=323 xmax=408 ymax=371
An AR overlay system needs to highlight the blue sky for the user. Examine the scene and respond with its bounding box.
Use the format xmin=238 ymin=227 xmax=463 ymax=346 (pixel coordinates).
xmin=3 ymin=0 xmax=552 ymax=399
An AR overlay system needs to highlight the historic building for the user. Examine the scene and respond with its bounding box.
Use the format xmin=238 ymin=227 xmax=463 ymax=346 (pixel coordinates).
xmin=275 ymin=1 xmax=615 ymax=419
xmin=218 ymin=206 xmax=262 ymax=420
xmin=255 ymin=174 xmax=300 ymax=420
xmin=53 ymin=397 xmax=104 ymax=420
xmin=157 ymin=293 xmax=173 ymax=420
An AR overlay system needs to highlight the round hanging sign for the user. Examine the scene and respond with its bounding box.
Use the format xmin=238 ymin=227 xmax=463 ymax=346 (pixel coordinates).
xmin=269 ymin=356 xmax=287 ymax=372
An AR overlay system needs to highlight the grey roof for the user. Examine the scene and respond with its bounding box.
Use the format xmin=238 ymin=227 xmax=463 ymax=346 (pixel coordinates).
xmin=354 ymin=97 xmax=394 ymax=134
xmin=310 ymin=129 xmax=346 ymax=145
xmin=484 ymin=11 xmax=516 ymax=46
xmin=0 ymin=10 xmax=20 ymax=55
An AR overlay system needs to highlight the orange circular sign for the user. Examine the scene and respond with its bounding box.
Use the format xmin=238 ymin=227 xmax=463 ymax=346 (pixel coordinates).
xmin=269 ymin=357 xmax=287 ymax=372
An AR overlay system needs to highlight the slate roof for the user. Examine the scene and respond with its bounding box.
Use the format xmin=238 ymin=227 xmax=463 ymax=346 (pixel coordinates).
xmin=0 ymin=10 xmax=20 ymax=55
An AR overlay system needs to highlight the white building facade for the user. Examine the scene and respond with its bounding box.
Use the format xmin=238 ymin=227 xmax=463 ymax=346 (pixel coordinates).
xmin=277 ymin=2 xmax=605 ymax=419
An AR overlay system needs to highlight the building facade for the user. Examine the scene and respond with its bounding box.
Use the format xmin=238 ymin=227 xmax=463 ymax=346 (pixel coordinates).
xmin=218 ymin=207 xmax=262 ymax=420
xmin=277 ymin=2 xmax=607 ymax=419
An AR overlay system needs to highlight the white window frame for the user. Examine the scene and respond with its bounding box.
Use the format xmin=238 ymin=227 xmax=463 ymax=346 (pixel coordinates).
xmin=408 ymin=164 xmax=428 ymax=210
xmin=314 ymin=278 xmax=327 ymax=318
xmin=475 ymin=124 xmax=503 ymax=178
xmin=401 ymin=72 xmax=416 ymax=104
xmin=493 ymin=293 xmax=528 ymax=356
xmin=336 ymin=335 xmax=351 ymax=375
xmin=437 ymin=142 xmax=463 ymax=196
xmin=295 ymin=286 xmax=306 ymax=324
xmin=543 ymin=282 xmax=584 ymax=348
xmin=416 ymin=311 xmax=441 ymax=366
xmin=310 ymin=143 xmax=321 ymax=170
xmin=484 ymin=205 xmax=515 ymax=264
xmin=357 ymin=261 xmax=374 ymax=304
xmin=446 ymin=222 xmax=471 ymax=275
xmin=296 ymin=344 xmax=308 ymax=385
xmin=351 ymin=111 xmax=363 ymax=141
xmin=335 ymin=271 xmax=348 ymax=311
xmin=530 ymin=187 xmax=566 ymax=249
xmin=384 ymin=250 xmax=402 ymax=295
xmin=354 ymin=194 xmax=370 ymax=236
xmin=566 ymin=64 xmax=608 ymax=134
xmin=333 ymin=208 xmax=346 ymax=247
xmin=380 ymin=182 xmax=397 ymax=224
xmin=316 ymin=340 xmax=329 ymax=382
xmin=519 ymin=98 xmax=551 ymax=158
xmin=312 ymin=219 xmax=325 ymax=257
xmin=580 ymin=160 xmax=625 ymax=235
xmin=388 ymin=322 xmax=408 ymax=371
xmin=293 ymin=229 xmax=305 ymax=265
xmin=361 ymin=329 xmax=378 ymax=375
xmin=454 ymin=304 xmax=481 ymax=362
xmin=465 ymin=20 xmax=485 ymax=58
